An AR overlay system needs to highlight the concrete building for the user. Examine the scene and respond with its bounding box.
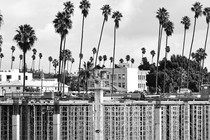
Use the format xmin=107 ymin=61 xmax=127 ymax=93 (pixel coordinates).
xmin=102 ymin=63 xmax=149 ymax=92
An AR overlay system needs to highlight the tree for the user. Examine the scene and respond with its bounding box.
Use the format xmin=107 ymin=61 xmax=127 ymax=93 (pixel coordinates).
xmin=103 ymin=54 xmax=107 ymax=66
xmin=163 ymin=20 xmax=174 ymax=93
xmin=109 ymin=57 xmax=113 ymax=68
xmin=10 ymin=46 xmax=15 ymax=69
xmin=0 ymin=12 xmax=3 ymax=47
xmin=38 ymin=53 xmax=42 ymax=71
xmin=48 ymin=56 xmax=53 ymax=73
xmin=98 ymin=55 xmax=102 ymax=66
xmin=14 ymin=24 xmax=37 ymax=92
xmin=31 ymin=54 xmax=36 ymax=71
xmin=53 ymin=2 xmax=73 ymax=92
xmin=0 ymin=53 xmax=3 ymax=70
xmin=201 ymin=7 xmax=210 ymax=85
xmin=19 ymin=54 xmax=23 ymax=70
xmin=181 ymin=16 xmax=191 ymax=56
xmin=155 ymin=7 xmax=169 ymax=93
xmin=95 ymin=4 xmax=111 ymax=67
xmin=131 ymin=58 xmax=134 ymax=67
xmin=111 ymin=11 xmax=123 ymax=94
xmin=52 ymin=59 xmax=58 ymax=74
xmin=89 ymin=56 xmax=93 ymax=62
xmin=92 ymin=47 xmax=96 ymax=65
xmin=119 ymin=58 xmax=124 ymax=63
xmin=125 ymin=55 xmax=130 ymax=65
xmin=150 ymin=50 xmax=156 ymax=64
xmin=78 ymin=0 xmax=90 ymax=92
xmin=69 ymin=58 xmax=74 ymax=74
xmin=141 ymin=47 xmax=146 ymax=64
xmin=187 ymin=2 xmax=202 ymax=88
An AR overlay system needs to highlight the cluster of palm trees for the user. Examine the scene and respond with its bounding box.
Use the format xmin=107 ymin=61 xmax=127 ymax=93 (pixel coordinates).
xmin=155 ymin=2 xmax=210 ymax=93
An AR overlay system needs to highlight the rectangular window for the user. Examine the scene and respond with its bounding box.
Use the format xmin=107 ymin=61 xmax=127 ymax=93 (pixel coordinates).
xmin=122 ymin=74 xmax=125 ymax=80
xmin=107 ymin=75 xmax=109 ymax=79
xmin=122 ymin=82 xmax=125 ymax=88
xmin=118 ymin=82 xmax=121 ymax=87
xmin=25 ymin=76 xmax=28 ymax=80
xmin=18 ymin=75 xmax=21 ymax=80
xmin=6 ymin=75 xmax=12 ymax=81
xmin=118 ymin=74 xmax=121 ymax=80
xmin=16 ymin=87 xmax=20 ymax=90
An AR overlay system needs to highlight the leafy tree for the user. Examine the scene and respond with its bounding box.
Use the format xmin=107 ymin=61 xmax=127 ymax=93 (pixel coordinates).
xmin=52 ymin=59 xmax=58 ymax=74
xmin=95 ymin=4 xmax=111 ymax=67
xmin=125 ymin=55 xmax=130 ymax=64
xmin=92 ymin=47 xmax=96 ymax=65
xmin=187 ymin=2 xmax=202 ymax=88
xmin=14 ymin=24 xmax=37 ymax=92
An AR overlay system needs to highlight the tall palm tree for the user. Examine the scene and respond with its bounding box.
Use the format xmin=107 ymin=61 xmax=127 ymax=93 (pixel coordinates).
xmin=78 ymin=0 xmax=90 ymax=92
xmin=201 ymin=7 xmax=210 ymax=84
xmin=92 ymin=47 xmax=96 ymax=65
xmin=163 ymin=20 xmax=174 ymax=93
xmin=38 ymin=53 xmax=42 ymax=71
xmin=69 ymin=57 xmax=74 ymax=75
xmin=109 ymin=57 xmax=113 ymax=68
xmin=89 ymin=56 xmax=93 ymax=63
xmin=150 ymin=50 xmax=156 ymax=64
xmin=32 ymin=48 xmax=37 ymax=55
xmin=187 ymin=2 xmax=202 ymax=88
xmin=10 ymin=46 xmax=15 ymax=69
xmin=48 ymin=56 xmax=53 ymax=73
xmin=32 ymin=48 xmax=37 ymax=71
xmin=111 ymin=11 xmax=122 ymax=94
xmin=0 ymin=53 xmax=4 ymax=70
xmin=52 ymin=59 xmax=59 ymax=74
xmin=119 ymin=58 xmax=124 ymax=63
xmin=19 ymin=54 xmax=23 ymax=70
xmin=180 ymin=16 xmax=190 ymax=89
xmin=0 ymin=12 xmax=3 ymax=47
xmin=131 ymin=58 xmax=135 ymax=67
xmin=53 ymin=9 xmax=72 ymax=92
xmin=95 ymin=4 xmax=111 ymax=67
xmin=103 ymin=54 xmax=107 ymax=66
xmin=156 ymin=7 xmax=169 ymax=93
xmin=31 ymin=55 xmax=36 ymax=71
xmin=11 ymin=56 xmax=15 ymax=69
xmin=0 ymin=35 xmax=2 ymax=47
xmin=125 ymin=55 xmax=130 ymax=65
xmin=14 ymin=24 xmax=37 ymax=92
xmin=98 ymin=55 xmax=102 ymax=66
xmin=181 ymin=16 xmax=191 ymax=56
xmin=141 ymin=47 xmax=146 ymax=64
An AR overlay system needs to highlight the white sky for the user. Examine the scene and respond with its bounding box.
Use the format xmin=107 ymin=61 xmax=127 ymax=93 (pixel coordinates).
xmin=0 ymin=0 xmax=210 ymax=73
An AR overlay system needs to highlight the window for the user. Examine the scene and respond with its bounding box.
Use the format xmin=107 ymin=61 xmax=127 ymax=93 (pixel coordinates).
xmin=107 ymin=75 xmax=109 ymax=79
xmin=18 ymin=75 xmax=21 ymax=80
xmin=122 ymin=82 xmax=125 ymax=88
xmin=0 ymin=75 xmax=1 ymax=81
xmin=118 ymin=74 xmax=121 ymax=80
xmin=6 ymin=75 xmax=12 ymax=81
xmin=118 ymin=82 xmax=121 ymax=87
xmin=122 ymin=74 xmax=125 ymax=80
xmin=16 ymin=87 xmax=20 ymax=90
xmin=25 ymin=76 xmax=28 ymax=80
xmin=9 ymin=87 xmax=11 ymax=89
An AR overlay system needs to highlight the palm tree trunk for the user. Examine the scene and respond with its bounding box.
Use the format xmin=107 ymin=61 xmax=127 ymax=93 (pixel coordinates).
xmin=23 ymin=52 xmax=26 ymax=93
xmin=187 ymin=17 xmax=197 ymax=88
xmin=78 ymin=15 xmax=85 ymax=93
xmin=38 ymin=58 xmax=41 ymax=71
xmin=58 ymin=35 xmax=64 ymax=92
xmin=49 ymin=61 xmax=50 ymax=74
xmin=163 ymin=35 xmax=168 ymax=93
xmin=200 ymin=22 xmax=209 ymax=86
xmin=180 ymin=28 xmax=187 ymax=90
xmin=111 ymin=26 xmax=117 ymax=96
xmin=11 ymin=53 xmax=13 ymax=69
xmin=0 ymin=58 xmax=2 ymax=70
xmin=63 ymin=61 xmax=66 ymax=94
xmin=156 ymin=24 xmax=162 ymax=94
xmin=61 ymin=36 xmax=67 ymax=94
xmin=95 ymin=18 xmax=105 ymax=67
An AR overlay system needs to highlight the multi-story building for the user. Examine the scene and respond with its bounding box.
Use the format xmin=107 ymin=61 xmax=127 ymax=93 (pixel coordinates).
xmin=102 ymin=63 xmax=149 ymax=92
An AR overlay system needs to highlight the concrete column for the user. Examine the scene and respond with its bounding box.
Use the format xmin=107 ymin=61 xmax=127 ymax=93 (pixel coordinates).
xmin=53 ymin=101 xmax=60 ymax=140
xmin=12 ymin=100 xmax=20 ymax=140
xmin=154 ymin=103 xmax=161 ymax=140
xmin=94 ymin=81 xmax=104 ymax=140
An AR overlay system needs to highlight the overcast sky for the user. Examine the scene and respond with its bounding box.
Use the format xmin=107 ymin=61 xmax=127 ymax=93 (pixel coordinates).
xmin=1 ymin=0 xmax=210 ymax=73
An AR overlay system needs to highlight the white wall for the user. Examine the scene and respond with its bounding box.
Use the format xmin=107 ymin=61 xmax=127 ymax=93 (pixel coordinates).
xmin=127 ymin=68 xmax=138 ymax=92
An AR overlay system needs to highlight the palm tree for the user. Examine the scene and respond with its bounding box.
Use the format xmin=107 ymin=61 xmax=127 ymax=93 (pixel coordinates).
xmin=89 ymin=56 xmax=93 ymax=63
xmin=95 ymin=4 xmax=111 ymax=67
xmin=187 ymin=2 xmax=202 ymax=88
xmin=19 ymin=54 xmax=23 ymax=70
xmin=0 ymin=12 xmax=3 ymax=47
xmin=10 ymin=46 xmax=15 ymax=69
xmin=98 ymin=55 xmax=102 ymax=66
xmin=103 ymin=54 xmax=107 ymax=66
xmin=92 ymin=47 xmax=96 ymax=65
xmin=111 ymin=11 xmax=123 ymax=94
xmin=69 ymin=58 xmax=74 ymax=74
xmin=141 ymin=47 xmax=146 ymax=64
xmin=119 ymin=58 xmax=124 ymax=63
xmin=125 ymin=55 xmax=130 ymax=65
xmin=0 ymin=35 xmax=2 ymax=47
xmin=38 ymin=53 xmax=42 ymax=71
xmin=32 ymin=48 xmax=37 ymax=55
xmin=181 ymin=16 xmax=191 ymax=56
xmin=48 ymin=56 xmax=53 ymax=73
xmin=150 ymin=50 xmax=156 ymax=64
xmin=52 ymin=59 xmax=59 ymax=74
xmin=0 ymin=53 xmax=4 ymax=70
xmin=156 ymin=7 xmax=169 ymax=93
xmin=53 ymin=9 xmax=73 ymax=92
xmin=32 ymin=48 xmax=37 ymax=71
xmin=109 ymin=57 xmax=113 ymax=68
xmin=78 ymin=0 xmax=90 ymax=92
xmin=131 ymin=58 xmax=135 ymax=67
xmin=31 ymin=55 xmax=36 ymax=71
xmin=201 ymin=7 xmax=210 ymax=84
xmin=11 ymin=56 xmax=15 ymax=69
xmin=14 ymin=24 xmax=37 ymax=92
xmin=163 ymin=20 xmax=174 ymax=93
